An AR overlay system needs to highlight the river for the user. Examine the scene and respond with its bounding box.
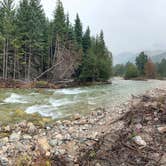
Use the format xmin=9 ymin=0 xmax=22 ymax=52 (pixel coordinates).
xmin=0 ymin=78 xmax=165 ymax=124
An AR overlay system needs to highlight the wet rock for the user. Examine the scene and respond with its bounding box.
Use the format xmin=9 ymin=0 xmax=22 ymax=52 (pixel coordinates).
xmin=74 ymin=114 xmax=81 ymax=120
xmin=132 ymin=136 xmax=147 ymax=146
xmin=0 ymin=156 xmax=8 ymax=166
xmin=10 ymin=132 xmax=21 ymax=142
xmin=157 ymin=126 xmax=166 ymax=134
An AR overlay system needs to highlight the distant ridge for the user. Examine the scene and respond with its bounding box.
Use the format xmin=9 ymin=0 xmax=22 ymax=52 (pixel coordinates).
xmin=114 ymin=50 xmax=166 ymax=65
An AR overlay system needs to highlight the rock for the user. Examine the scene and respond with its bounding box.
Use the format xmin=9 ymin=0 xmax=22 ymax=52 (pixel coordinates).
xmin=90 ymin=132 xmax=98 ymax=139
xmin=27 ymin=122 xmax=36 ymax=134
xmin=58 ymin=149 xmax=66 ymax=155
xmin=95 ymin=163 xmax=101 ymax=166
xmin=68 ymin=127 xmax=75 ymax=133
xmin=38 ymin=137 xmax=51 ymax=153
xmin=15 ymin=142 xmax=25 ymax=152
xmin=0 ymin=157 xmax=8 ymax=166
xmin=135 ymin=124 xmax=143 ymax=130
xmin=18 ymin=120 xmax=27 ymax=128
xmin=23 ymin=134 xmax=32 ymax=140
xmin=55 ymin=134 xmax=63 ymax=140
xmin=4 ymin=126 xmax=10 ymax=132
xmin=74 ymin=114 xmax=81 ymax=120
xmin=0 ymin=137 xmax=8 ymax=147
xmin=157 ymin=126 xmax=166 ymax=134
xmin=49 ymin=139 xmax=58 ymax=147
xmin=10 ymin=132 xmax=21 ymax=142
xmin=132 ymin=136 xmax=147 ymax=146
xmin=160 ymin=153 xmax=166 ymax=165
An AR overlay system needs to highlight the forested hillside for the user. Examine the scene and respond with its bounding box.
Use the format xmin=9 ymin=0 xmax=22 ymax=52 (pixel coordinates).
xmin=0 ymin=0 xmax=112 ymax=82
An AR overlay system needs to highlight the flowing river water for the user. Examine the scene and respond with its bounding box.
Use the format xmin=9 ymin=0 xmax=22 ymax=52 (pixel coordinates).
xmin=0 ymin=78 xmax=165 ymax=124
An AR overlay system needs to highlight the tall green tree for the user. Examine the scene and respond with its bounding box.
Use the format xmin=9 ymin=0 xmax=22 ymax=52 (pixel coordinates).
xmin=53 ymin=0 xmax=66 ymax=42
xmin=82 ymin=26 xmax=91 ymax=55
xmin=74 ymin=14 xmax=83 ymax=48
xmin=125 ymin=62 xmax=138 ymax=79
xmin=136 ymin=52 xmax=148 ymax=75
xmin=1 ymin=0 xmax=15 ymax=79
xmin=157 ymin=59 xmax=166 ymax=77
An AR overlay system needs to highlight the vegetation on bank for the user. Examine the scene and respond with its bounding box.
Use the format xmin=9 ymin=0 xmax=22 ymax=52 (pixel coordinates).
xmin=113 ymin=51 xmax=166 ymax=80
xmin=0 ymin=0 xmax=112 ymax=83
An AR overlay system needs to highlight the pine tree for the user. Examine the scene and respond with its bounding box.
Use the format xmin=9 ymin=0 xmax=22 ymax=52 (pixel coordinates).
xmin=74 ymin=14 xmax=83 ymax=48
xmin=53 ymin=0 xmax=66 ymax=42
xmin=1 ymin=0 xmax=15 ymax=79
xmin=136 ymin=52 xmax=148 ymax=76
xmin=82 ymin=27 xmax=91 ymax=54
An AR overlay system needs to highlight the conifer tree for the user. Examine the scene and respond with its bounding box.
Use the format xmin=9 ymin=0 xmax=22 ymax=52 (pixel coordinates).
xmin=53 ymin=0 xmax=66 ymax=42
xmin=82 ymin=27 xmax=91 ymax=55
xmin=74 ymin=14 xmax=83 ymax=48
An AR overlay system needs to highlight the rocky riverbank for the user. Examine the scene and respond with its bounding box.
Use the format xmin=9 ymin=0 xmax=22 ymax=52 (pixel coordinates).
xmin=0 ymin=88 xmax=166 ymax=165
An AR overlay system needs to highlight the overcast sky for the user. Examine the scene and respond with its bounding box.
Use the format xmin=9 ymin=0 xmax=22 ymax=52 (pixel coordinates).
xmin=16 ymin=0 xmax=166 ymax=55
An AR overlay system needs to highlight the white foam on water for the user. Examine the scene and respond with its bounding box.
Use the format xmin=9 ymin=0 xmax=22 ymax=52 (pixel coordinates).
xmin=25 ymin=105 xmax=61 ymax=118
xmin=88 ymin=101 xmax=96 ymax=105
xmin=3 ymin=93 xmax=28 ymax=104
xmin=55 ymin=88 xmax=86 ymax=95
xmin=49 ymin=98 xmax=75 ymax=107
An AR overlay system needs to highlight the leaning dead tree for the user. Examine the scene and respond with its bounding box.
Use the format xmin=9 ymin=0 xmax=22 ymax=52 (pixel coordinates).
xmin=34 ymin=38 xmax=81 ymax=82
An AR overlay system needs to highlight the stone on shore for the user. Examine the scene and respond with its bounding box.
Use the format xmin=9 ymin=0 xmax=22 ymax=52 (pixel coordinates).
xmin=132 ymin=136 xmax=147 ymax=146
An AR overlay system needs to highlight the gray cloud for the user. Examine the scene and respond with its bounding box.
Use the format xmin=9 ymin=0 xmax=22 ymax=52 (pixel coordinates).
xmin=15 ymin=0 xmax=166 ymax=55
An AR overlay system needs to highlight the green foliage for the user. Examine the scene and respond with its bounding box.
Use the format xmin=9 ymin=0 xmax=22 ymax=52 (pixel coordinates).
xmin=82 ymin=27 xmax=91 ymax=54
xmin=136 ymin=52 xmax=148 ymax=75
xmin=74 ymin=14 xmax=83 ymax=48
xmin=53 ymin=0 xmax=66 ymax=41
xmin=156 ymin=59 xmax=166 ymax=77
xmin=79 ymin=34 xmax=112 ymax=82
xmin=125 ymin=62 xmax=138 ymax=79
xmin=113 ymin=64 xmax=125 ymax=76
xmin=0 ymin=0 xmax=112 ymax=82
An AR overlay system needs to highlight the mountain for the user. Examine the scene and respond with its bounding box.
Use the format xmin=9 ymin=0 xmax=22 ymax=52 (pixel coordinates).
xmin=113 ymin=52 xmax=136 ymax=65
xmin=114 ymin=50 xmax=166 ymax=65
xmin=151 ymin=52 xmax=166 ymax=63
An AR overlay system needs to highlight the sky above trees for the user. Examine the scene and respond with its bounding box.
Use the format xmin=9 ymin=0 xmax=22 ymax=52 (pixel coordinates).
xmin=15 ymin=0 xmax=166 ymax=55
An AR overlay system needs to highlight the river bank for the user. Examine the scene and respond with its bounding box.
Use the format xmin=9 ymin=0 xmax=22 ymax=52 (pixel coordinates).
xmin=0 ymin=87 xmax=165 ymax=165
xmin=0 ymin=78 xmax=112 ymax=89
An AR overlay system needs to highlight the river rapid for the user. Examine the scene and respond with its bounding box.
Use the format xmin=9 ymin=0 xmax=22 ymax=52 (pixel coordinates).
xmin=0 ymin=78 xmax=165 ymax=123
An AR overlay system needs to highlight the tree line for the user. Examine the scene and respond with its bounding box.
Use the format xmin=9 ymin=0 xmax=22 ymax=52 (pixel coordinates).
xmin=113 ymin=52 xmax=166 ymax=79
xmin=0 ymin=0 xmax=112 ymax=82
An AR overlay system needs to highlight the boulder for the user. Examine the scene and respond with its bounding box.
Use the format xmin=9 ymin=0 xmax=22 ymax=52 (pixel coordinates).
xmin=132 ymin=136 xmax=147 ymax=146
xmin=0 ymin=157 xmax=8 ymax=166
xmin=27 ymin=122 xmax=36 ymax=134
xmin=10 ymin=132 xmax=21 ymax=142
xmin=157 ymin=126 xmax=166 ymax=134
